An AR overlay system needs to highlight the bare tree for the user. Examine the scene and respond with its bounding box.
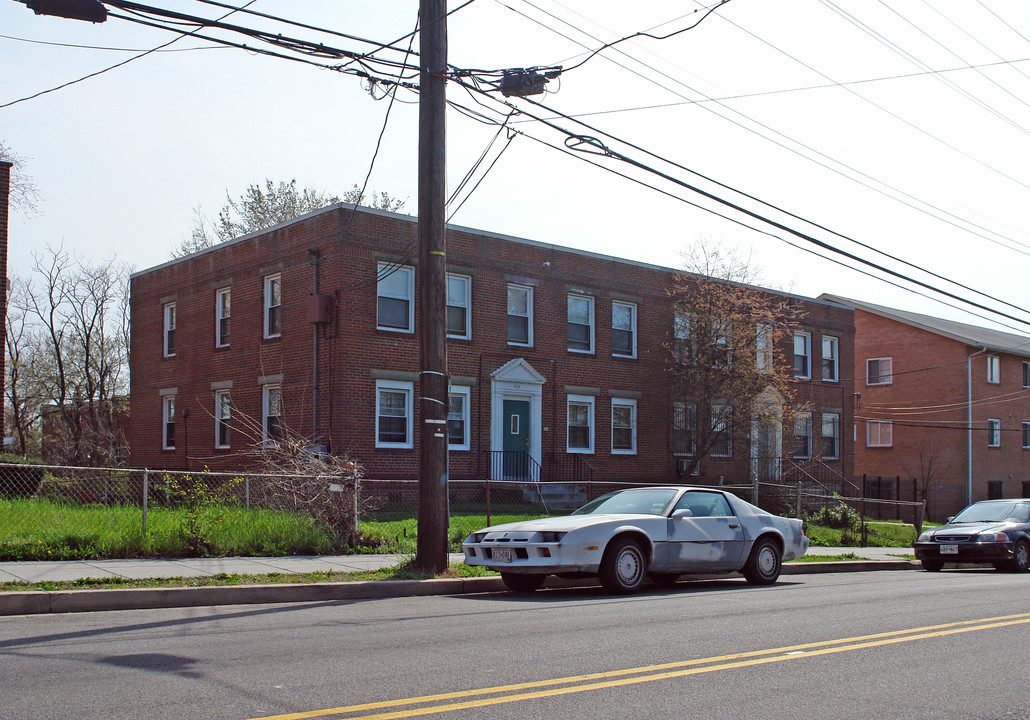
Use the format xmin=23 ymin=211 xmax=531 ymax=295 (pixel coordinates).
xmin=175 ymin=179 xmax=408 ymax=257
xmin=5 ymin=278 xmax=43 ymax=456
xmin=0 ymin=140 xmax=41 ymax=217
xmin=6 ymin=244 xmax=130 ymax=464
xmin=900 ymin=435 xmax=956 ymax=505
xmin=667 ymin=246 xmax=806 ymax=477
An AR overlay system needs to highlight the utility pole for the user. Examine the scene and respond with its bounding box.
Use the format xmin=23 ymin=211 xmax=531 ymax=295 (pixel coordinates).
xmin=414 ymin=0 xmax=449 ymax=573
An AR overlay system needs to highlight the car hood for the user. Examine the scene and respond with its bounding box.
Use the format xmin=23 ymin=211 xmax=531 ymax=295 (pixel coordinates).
xmin=476 ymin=513 xmax=656 ymax=534
xmin=929 ymin=521 xmax=1012 ymax=538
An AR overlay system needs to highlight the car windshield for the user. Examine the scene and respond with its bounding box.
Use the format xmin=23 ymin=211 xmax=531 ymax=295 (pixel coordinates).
xmin=952 ymin=502 xmax=1030 ymax=524
xmin=572 ymin=488 xmax=679 ymax=516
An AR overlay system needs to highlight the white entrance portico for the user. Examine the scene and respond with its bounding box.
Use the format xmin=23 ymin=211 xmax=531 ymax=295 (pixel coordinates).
xmin=489 ymin=358 xmax=546 ymax=480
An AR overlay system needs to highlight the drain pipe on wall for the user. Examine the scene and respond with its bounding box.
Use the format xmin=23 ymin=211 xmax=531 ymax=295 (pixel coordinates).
xmin=968 ymin=345 xmax=987 ymax=505
xmin=310 ymin=247 xmax=320 ymax=446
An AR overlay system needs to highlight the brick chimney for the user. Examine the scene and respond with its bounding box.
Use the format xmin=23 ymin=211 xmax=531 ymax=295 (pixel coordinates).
xmin=0 ymin=160 xmax=9 ymax=442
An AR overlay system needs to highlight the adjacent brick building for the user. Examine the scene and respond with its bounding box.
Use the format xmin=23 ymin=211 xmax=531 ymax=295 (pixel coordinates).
xmin=129 ymin=205 xmax=855 ymax=488
xmin=821 ymin=295 xmax=1030 ymax=520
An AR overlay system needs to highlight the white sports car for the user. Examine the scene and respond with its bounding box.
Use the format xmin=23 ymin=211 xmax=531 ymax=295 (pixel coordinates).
xmin=462 ymin=486 xmax=809 ymax=594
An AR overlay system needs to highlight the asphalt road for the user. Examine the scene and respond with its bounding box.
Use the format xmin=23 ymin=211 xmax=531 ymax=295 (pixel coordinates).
xmin=2 ymin=569 xmax=1028 ymax=720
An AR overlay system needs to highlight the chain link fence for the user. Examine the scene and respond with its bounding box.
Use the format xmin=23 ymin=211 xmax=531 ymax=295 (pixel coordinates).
xmin=0 ymin=463 xmax=925 ymax=561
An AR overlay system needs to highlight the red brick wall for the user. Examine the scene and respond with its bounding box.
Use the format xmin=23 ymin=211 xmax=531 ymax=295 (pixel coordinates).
xmin=129 ymin=206 xmax=855 ymax=486
xmin=852 ymin=308 xmax=1030 ymax=519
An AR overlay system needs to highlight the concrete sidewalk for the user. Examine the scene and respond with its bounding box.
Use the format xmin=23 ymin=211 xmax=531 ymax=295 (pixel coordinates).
xmin=0 ymin=546 xmax=918 ymax=616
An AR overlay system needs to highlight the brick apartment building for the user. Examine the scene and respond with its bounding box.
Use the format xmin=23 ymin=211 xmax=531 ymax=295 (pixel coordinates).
xmin=129 ymin=205 xmax=855 ymax=488
xmin=821 ymin=295 xmax=1030 ymax=520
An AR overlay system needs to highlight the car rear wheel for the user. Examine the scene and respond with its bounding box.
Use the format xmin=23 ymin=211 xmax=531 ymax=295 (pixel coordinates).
xmin=1003 ymin=540 xmax=1030 ymax=572
xmin=743 ymin=538 xmax=782 ymax=585
xmin=921 ymin=559 xmax=944 ymax=572
xmin=599 ymin=537 xmax=648 ymax=594
xmin=500 ymin=572 xmax=547 ymax=593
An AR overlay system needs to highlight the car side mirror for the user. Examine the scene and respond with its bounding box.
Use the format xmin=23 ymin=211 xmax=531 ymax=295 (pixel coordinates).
xmin=672 ymin=508 xmax=694 ymax=519
xmin=946 ymin=516 xmax=955 ymax=523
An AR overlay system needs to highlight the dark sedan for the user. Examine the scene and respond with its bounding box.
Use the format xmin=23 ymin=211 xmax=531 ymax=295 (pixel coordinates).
xmin=914 ymin=499 xmax=1030 ymax=572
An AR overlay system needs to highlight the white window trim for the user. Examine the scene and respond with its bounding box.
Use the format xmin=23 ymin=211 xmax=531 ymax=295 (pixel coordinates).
xmin=1023 ymin=421 xmax=1030 ymax=449
xmin=1023 ymin=361 xmax=1030 ymax=389
xmin=163 ymin=302 xmax=176 ymax=358
xmin=566 ymin=394 xmax=595 ymax=454
xmin=264 ymin=274 xmax=282 ymax=339
xmin=672 ymin=401 xmax=697 ymax=456
xmin=756 ymin=323 xmax=773 ymax=374
xmin=567 ymin=294 xmax=595 ymax=354
xmin=987 ymin=355 xmax=1000 ymax=384
xmin=446 ymin=273 xmax=472 ymax=340
xmin=611 ymin=398 xmax=637 ymax=454
xmin=867 ymin=419 xmax=892 ymax=447
xmin=162 ymin=395 xmax=176 ymax=450
xmin=215 ymin=287 xmax=230 ymax=348
xmin=377 ymin=263 xmax=415 ymax=333
xmin=793 ymin=412 xmax=812 ymax=459
xmin=376 ymin=379 xmax=414 ymax=449
xmin=506 ymin=283 xmax=533 ymax=347
xmin=867 ymin=357 xmax=893 ymax=386
xmin=262 ymin=384 xmax=282 ymax=446
xmin=821 ymin=413 xmax=840 ymax=460
xmin=822 ymin=336 xmax=839 ymax=383
xmin=988 ymin=418 xmax=1001 ymax=447
xmin=215 ymin=390 xmax=231 ymax=449
xmin=611 ymin=301 xmax=637 ymax=359
xmin=793 ymin=331 xmax=811 ymax=379
xmin=447 ymin=385 xmax=471 ymax=451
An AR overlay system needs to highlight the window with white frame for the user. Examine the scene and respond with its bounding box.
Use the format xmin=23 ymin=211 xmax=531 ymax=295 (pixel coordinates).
xmin=756 ymin=323 xmax=773 ymax=373
xmin=215 ymin=287 xmax=231 ymax=347
xmin=507 ymin=284 xmax=533 ymax=346
xmin=988 ymin=419 xmax=1001 ymax=447
xmin=674 ymin=308 xmax=692 ymax=363
xmin=264 ymin=274 xmax=282 ymax=338
xmin=447 ymin=385 xmax=471 ymax=450
xmin=263 ymin=384 xmax=283 ymax=445
xmin=867 ymin=420 xmax=892 ymax=447
xmin=162 ymin=395 xmax=176 ymax=450
xmin=822 ymin=336 xmax=839 ymax=382
xmin=821 ymin=413 xmax=840 ymax=460
xmin=713 ymin=319 xmax=732 ymax=367
xmin=987 ymin=355 xmax=1000 ymax=384
xmin=793 ymin=331 xmax=811 ymax=378
xmin=1023 ymin=421 xmax=1030 ymax=449
xmin=672 ymin=401 xmax=696 ymax=455
xmin=1023 ymin=362 xmax=1030 ymax=388
xmin=446 ymin=273 xmax=471 ymax=339
xmin=215 ymin=390 xmax=231 ymax=449
xmin=376 ymin=380 xmax=413 ymax=448
xmin=377 ymin=263 xmax=414 ymax=332
xmin=567 ymin=294 xmax=594 ymax=353
xmin=866 ymin=357 xmax=893 ymax=385
xmin=711 ymin=406 xmax=732 ymax=457
xmin=793 ymin=412 xmax=812 ymax=458
xmin=611 ymin=399 xmax=637 ymax=454
xmin=567 ymin=395 xmax=595 ymax=453
xmin=163 ymin=303 xmax=176 ymax=357
xmin=612 ymin=301 xmax=636 ymax=358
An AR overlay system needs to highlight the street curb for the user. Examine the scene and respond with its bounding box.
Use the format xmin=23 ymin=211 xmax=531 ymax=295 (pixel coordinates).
xmin=0 ymin=560 xmax=919 ymax=616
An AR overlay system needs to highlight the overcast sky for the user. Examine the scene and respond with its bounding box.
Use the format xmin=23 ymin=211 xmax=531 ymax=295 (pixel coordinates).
xmin=3 ymin=0 xmax=1030 ymax=334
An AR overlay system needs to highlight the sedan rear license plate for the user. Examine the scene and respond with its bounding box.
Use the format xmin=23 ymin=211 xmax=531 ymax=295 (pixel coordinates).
xmin=493 ymin=547 xmax=513 ymax=562
xmin=940 ymin=544 xmax=958 ymax=555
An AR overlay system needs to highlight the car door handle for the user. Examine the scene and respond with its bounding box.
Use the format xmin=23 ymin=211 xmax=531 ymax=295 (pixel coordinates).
xmin=728 ymin=524 xmax=739 ymax=529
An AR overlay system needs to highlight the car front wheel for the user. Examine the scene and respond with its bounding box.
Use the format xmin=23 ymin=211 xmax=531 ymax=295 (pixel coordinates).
xmin=743 ymin=538 xmax=782 ymax=585
xmin=500 ymin=572 xmax=547 ymax=593
xmin=599 ymin=537 xmax=648 ymax=594
xmin=1004 ymin=540 xmax=1030 ymax=572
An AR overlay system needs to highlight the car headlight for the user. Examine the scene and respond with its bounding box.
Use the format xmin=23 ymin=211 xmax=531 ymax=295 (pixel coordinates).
xmin=536 ymin=531 xmax=566 ymax=543
xmin=917 ymin=532 xmax=932 ymax=543
xmin=977 ymin=532 xmax=1009 ymax=543
xmin=469 ymin=533 xmax=488 ymax=543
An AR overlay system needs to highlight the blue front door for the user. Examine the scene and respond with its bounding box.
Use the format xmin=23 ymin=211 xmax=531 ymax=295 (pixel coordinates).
xmin=502 ymin=400 xmax=530 ymax=478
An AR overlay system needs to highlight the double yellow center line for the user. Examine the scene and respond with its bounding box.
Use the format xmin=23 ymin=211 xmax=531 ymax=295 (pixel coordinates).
xmin=249 ymin=612 xmax=1030 ymax=720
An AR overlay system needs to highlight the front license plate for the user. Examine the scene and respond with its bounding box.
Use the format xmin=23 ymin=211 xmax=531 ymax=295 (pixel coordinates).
xmin=940 ymin=544 xmax=958 ymax=555
xmin=493 ymin=547 xmax=513 ymax=562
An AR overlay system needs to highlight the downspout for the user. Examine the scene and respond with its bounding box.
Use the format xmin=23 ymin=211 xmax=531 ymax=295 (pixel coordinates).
xmin=309 ymin=248 xmax=320 ymax=446
xmin=968 ymin=346 xmax=987 ymax=504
